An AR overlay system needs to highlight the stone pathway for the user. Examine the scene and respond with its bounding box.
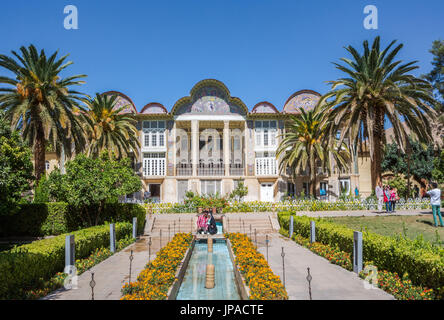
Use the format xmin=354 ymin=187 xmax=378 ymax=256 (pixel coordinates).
xmin=43 ymin=216 xmax=163 ymax=300
xmin=257 ymin=234 xmax=394 ymax=300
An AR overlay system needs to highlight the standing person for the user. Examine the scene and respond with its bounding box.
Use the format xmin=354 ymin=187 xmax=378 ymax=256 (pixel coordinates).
xmin=391 ymin=187 xmax=399 ymax=213
xmin=426 ymin=182 xmax=443 ymax=227
xmin=384 ymin=186 xmax=392 ymax=213
xmin=355 ymin=187 xmax=359 ymax=199
xmin=375 ymin=181 xmax=384 ymax=212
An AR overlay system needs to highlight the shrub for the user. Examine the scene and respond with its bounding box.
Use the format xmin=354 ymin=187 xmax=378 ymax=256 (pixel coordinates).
xmin=0 ymin=202 xmax=146 ymax=237
xmin=360 ymin=265 xmax=435 ymax=300
xmin=278 ymin=212 xmax=444 ymax=296
xmin=0 ymin=222 xmax=132 ymax=299
xmin=226 ymin=233 xmax=288 ymax=300
xmin=121 ymin=233 xmax=193 ymax=300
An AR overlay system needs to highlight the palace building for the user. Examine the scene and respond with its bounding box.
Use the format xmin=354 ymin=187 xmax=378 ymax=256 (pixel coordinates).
xmin=44 ymin=79 xmax=373 ymax=202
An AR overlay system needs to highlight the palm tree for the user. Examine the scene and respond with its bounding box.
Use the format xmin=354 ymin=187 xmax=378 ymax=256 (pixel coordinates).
xmin=0 ymin=45 xmax=88 ymax=182
xmin=84 ymin=93 xmax=140 ymax=159
xmin=277 ymin=108 xmax=350 ymax=197
xmin=318 ymin=36 xmax=437 ymax=191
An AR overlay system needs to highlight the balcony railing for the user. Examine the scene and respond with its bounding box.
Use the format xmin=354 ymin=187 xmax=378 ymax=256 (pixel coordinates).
xmin=255 ymin=158 xmax=277 ymax=176
xmin=176 ymin=163 xmax=193 ymax=176
xmin=229 ymin=163 xmax=244 ymax=176
xmin=198 ymin=163 xmax=225 ymax=176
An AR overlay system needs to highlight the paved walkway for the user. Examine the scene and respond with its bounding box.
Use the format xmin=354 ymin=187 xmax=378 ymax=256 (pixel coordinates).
xmin=43 ymin=216 xmax=163 ymax=300
xmin=257 ymin=234 xmax=394 ymax=300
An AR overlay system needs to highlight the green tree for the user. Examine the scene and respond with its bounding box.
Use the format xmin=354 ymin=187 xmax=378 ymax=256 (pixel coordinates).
xmin=277 ymin=108 xmax=350 ymax=197
xmin=44 ymin=153 xmax=142 ymax=226
xmin=0 ymin=112 xmax=34 ymax=213
xmin=0 ymin=45 xmax=88 ymax=182
xmin=382 ymin=138 xmax=435 ymax=183
xmin=229 ymin=181 xmax=249 ymax=202
xmin=432 ymin=150 xmax=444 ymax=184
xmin=319 ymin=37 xmax=437 ymax=191
xmin=84 ymin=94 xmax=140 ymax=159
xmin=423 ymin=40 xmax=444 ymax=149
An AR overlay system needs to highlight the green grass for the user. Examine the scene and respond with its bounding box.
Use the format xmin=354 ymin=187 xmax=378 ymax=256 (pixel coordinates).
xmin=325 ymin=215 xmax=444 ymax=246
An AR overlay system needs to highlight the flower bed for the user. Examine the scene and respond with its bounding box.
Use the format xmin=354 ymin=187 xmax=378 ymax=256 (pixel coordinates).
xmin=278 ymin=213 xmax=444 ymax=299
xmin=360 ymin=266 xmax=435 ymax=300
xmin=145 ymin=198 xmax=431 ymax=214
xmin=24 ymin=235 xmax=135 ymax=300
xmin=226 ymin=233 xmax=288 ymax=300
xmin=0 ymin=222 xmax=132 ymax=299
xmin=121 ymin=233 xmax=193 ymax=300
xmin=280 ymin=228 xmax=435 ymax=300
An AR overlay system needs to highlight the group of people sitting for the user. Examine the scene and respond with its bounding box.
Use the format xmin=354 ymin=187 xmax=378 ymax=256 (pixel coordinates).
xmin=196 ymin=209 xmax=218 ymax=235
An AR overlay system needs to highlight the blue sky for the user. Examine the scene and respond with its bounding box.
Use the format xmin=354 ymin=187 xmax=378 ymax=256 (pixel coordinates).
xmin=1 ymin=0 xmax=443 ymax=112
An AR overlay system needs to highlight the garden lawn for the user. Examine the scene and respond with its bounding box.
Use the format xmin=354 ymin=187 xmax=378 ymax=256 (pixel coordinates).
xmin=326 ymin=215 xmax=444 ymax=246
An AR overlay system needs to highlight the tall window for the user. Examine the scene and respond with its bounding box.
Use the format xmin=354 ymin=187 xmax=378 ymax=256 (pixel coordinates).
xmin=143 ymin=120 xmax=166 ymax=148
xmin=255 ymin=120 xmax=277 ymax=148
xmin=143 ymin=152 xmax=166 ymax=176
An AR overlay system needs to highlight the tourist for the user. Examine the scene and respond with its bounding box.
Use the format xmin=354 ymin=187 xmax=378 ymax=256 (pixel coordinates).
xmin=375 ymin=181 xmax=384 ymax=212
xmin=383 ymin=185 xmax=392 ymax=213
xmin=425 ymin=182 xmax=443 ymax=227
xmin=320 ymin=187 xmax=326 ymax=200
xmin=197 ymin=211 xmax=209 ymax=234
xmin=207 ymin=212 xmax=218 ymax=235
xmin=390 ymin=187 xmax=399 ymax=212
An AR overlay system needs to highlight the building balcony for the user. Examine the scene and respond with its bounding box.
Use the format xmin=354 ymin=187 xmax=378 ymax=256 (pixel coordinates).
xmin=229 ymin=163 xmax=244 ymax=176
xmin=255 ymin=158 xmax=278 ymax=176
xmin=198 ymin=163 xmax=225 ymax=176
xmin=176 ymin=163 xmax=193 ymax=176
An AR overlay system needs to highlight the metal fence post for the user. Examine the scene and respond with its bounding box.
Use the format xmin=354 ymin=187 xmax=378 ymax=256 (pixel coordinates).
xmin=110 ymin=223 xmax=116 ymax=253
xmin=281 ymin=247 xmax=286 ymax=288
xmin=289 ymin=215 xmax=294 ymax=239
xmin=65 ymin=235 xmax=75 ymax=270
xmin=353 ymin=231 xmax=363 ymax=274
xmin=132 ymin=217 xmax=137 ymax=239
xmin=310 ymin=221 xmax=316 ymax=244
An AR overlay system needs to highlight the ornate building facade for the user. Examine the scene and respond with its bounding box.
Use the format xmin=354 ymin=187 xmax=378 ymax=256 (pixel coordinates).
xmin=100 ymin=79 xmax=372 ymax=203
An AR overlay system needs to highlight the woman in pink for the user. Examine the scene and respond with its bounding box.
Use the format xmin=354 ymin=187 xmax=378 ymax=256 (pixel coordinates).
xmin=197 ymin=213 xmax=208 ymax=234
xmin=390 ymin=187 xmax=398 ymax=212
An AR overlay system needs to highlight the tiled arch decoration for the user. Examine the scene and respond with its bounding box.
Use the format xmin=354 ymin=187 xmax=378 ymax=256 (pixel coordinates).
xmin=102 ymin=91 xmax=137 ymax=114
xmin=171 ymin=79 xmax=248 ymax=116
xmin=283 ymin=90 xmax=321 ymax=114
xmin=251 ymin=102 xmax=279 ymax=114
xmin=140 ymin=102 xmax=168 ymax=114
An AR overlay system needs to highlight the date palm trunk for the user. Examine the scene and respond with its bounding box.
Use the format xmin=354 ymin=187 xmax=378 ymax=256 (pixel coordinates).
xmin=370 ymin=109 xmax=384 ymax=191
xmin=33 ymin=116 xmax=46 ymax=183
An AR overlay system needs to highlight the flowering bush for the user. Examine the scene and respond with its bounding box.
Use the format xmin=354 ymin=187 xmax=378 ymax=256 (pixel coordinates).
xmin=146 ymin=198 xmax=431 ymax=214
xmin=279 ymin=213 xmax=444 ymax=299
xmin=23 ymin=235 xmax=136 ymax=300
xmin=360 ymin=265 xmax=435 ymax=300
xmin=121 ymin=233 xmax=193 ymax=300
xmin=226 ymin=233 xmax=288 ymax=300
xmin=292 ymin=234 xmax=353 ymax=271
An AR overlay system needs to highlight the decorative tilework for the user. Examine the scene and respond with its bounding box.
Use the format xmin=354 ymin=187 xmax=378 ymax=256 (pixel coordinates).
xmin=283 ymin=92 xmax=320 ymax=113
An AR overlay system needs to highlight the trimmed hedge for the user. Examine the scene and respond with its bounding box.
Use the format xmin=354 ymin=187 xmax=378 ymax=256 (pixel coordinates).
xmin=0 ymin=222 xmax=132 ymax=299
xmin=278 ymin=212 xmax=444 ymax=297
xmin=0 ymin=202 xmax=146 ymax=237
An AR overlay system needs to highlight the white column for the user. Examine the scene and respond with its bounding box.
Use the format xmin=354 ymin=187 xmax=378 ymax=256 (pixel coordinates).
xmin=191 ymin=120 xmax=199 ymax=177
xmin=224 ymin=121 xmax=230 ymax=176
